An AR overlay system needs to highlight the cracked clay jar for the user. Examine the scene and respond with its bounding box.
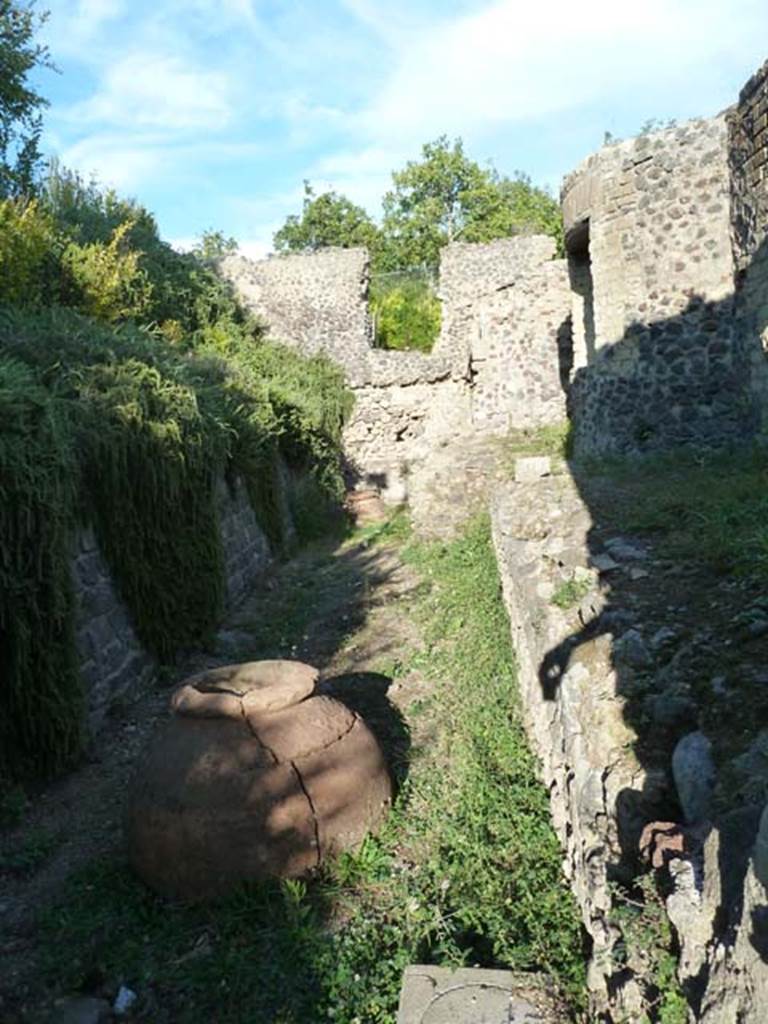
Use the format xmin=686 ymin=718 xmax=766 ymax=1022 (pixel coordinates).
xmin=125 ymin=660 xmax=393 ymax=901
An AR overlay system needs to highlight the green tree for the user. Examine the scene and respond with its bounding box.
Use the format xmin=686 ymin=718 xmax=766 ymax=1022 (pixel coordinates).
xmin=193 ymin=228 xmax=238 ymax=263
xmin=379 ymin=136 xmax=562 ymax=269
xmin=0 ymin=1 xmax=54 ymax=198
xmin=273 ymin=181 xmax=380 ymax=254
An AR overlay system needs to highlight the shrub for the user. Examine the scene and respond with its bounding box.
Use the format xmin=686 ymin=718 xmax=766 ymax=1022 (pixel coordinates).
xmin=0 ymin=198 xmax=57 ymax=306
xmin=370 ymin=276 xmax=441 ymax=352
xmin=61 ymin=220 xmax=153 ymax=322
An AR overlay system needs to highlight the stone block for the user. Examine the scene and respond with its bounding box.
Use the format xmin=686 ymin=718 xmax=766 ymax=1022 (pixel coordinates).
xmin=396 ymin=966 xmax=563 ymax=1024
xmin=514 ymin=456 xmax=551 ymax=483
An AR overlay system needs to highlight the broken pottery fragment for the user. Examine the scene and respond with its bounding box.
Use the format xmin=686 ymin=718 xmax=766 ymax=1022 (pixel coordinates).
xmin=125 ymin=660 xmax=392 ymax=901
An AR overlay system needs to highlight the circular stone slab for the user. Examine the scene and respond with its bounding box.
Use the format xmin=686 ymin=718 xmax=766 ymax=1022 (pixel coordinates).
xmin=422 ymin=987 xmax=539 ymax=1024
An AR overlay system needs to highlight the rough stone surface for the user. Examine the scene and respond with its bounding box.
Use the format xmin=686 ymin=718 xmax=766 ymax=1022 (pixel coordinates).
xmin=217 ymin=475 xmax=272 ymax=609
xmin=73 ymin=475 xmax=279 ymax=736
xmin=514 ymin=456 xmax=551 ymax=483
xmin=561 ymin=115 xmax=765 ymax=456
xmin=491 ymin=476 xmax=644 ymax=1019
xmin=125 ymin=660 xmax=392 ymax=900
xmin=729 ymin=59 xmax=768 ymax=435
xmin=219 ymin=248 xmax=373 ymax=382
xmin=672 ymin=731 xmax=716 ymax=824
xmin=396 ymin=966 xmax=564 ymax=1024
xmin=222 ymin=237 xmax=571 ymax=514
xmin=491 ymin=473 xmax=768 ymax=1022
xmin=72 ymin=527 xmax=154 ymax=735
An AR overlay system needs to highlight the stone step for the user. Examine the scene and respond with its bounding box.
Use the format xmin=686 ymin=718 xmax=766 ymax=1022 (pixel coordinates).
xmin=396 ymin=966 xmax=567 ymax=1023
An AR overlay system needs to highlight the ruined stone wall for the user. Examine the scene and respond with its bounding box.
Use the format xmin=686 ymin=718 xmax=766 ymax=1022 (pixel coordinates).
xmin=73 ymin=476 xmax=277 ymax=733
xmin=219 ymin=248 xmax=373 ymax=383
xmin=729 ymin=60 xmax=768 ymax=420
xmin=72 ymin=529 xmax=155 ymax=734
xmin=224 ymin=238 xmax=570 ymax=501
xmin=562 ymin=117 xmax=758 ymax=455
xmin=469 ymin=256 xmax=571 ymax=433
xmin=492 ymin=469 xmax=768 ymax=1022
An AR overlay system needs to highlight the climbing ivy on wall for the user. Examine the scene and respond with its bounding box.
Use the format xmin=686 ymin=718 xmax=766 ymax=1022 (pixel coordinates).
xmin=0 ymin=307 xmax=353 ymax=780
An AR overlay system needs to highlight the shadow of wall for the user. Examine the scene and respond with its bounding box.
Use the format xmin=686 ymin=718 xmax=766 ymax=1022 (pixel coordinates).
xmin=530 ymin=201 xmax=768 ymax=1022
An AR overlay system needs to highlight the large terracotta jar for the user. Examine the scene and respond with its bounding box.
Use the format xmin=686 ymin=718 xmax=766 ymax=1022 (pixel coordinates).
xmin=125 ymin=660 xmax=392 ymax=901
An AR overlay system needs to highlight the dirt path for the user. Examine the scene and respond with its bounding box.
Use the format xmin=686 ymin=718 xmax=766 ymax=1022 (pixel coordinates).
xmin=0 ymin=528 xmax=428 ymax=1021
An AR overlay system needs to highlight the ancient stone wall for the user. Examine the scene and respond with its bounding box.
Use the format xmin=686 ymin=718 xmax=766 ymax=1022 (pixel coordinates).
xmin=72 ymin=528 xmax=155 ymax=734
xmin=492 ymin=468 xmax=768 ymax=1022
xmin=223 ymin=239 xmax=571 ymax=501
xmin=73 ymin=476 xmax=277 ymax=734
xmin=217 ymin=476 xmax=273 ymax=608
xmin=562 ymin=116 xmax=759 ymax=455
xmin=729 ymin=60 xmax=768 ymax=422
xmin=220 ymin=248 xmax=373 ymax=384
xmin=467 ymin=254 xmax=571 ymax=433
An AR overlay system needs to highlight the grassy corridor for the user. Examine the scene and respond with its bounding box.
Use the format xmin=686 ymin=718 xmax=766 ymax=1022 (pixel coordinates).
xmin=35 ymin=517 xmax=586 ymax=1023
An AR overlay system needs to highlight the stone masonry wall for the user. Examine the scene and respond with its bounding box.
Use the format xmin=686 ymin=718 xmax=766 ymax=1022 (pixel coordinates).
xmin=492 ymin=469 xmax=768 ymax=1022
xmin=223 ymin=239 xmax=571 ymax=501
xmin=729 ymin=60 xmax=768 ymax=422
xmin=562 ymin=116 xmax=758 ymax=455
xmin=73 ymin=476 xmax=275 ymax=734
xmin=468 ymin=252 xmax=571 ymax=433
xmin=72 ymin=528 xmax=155 ymax=735
xmin=220 ymin=248 xmax=374 ymax=384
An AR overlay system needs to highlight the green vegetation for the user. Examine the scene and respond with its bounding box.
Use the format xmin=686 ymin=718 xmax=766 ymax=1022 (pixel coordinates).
xmin=0 ymin=0 xmax=54 ymax=197
xmin=369 ymin=272 xmax=441 ymax=352
xmin=0 ymin=3 xmax=354 ymax=784
xmin=379 ymin=136 xmax=563 ymax=271
xmin=0 ymin=303 xmax=352 ymax=780
xmin=38 ymin=517 xmax=585 ymax=1022
xmin=274 ymin=181 xmax=379 ymax=255
xmin=0 ymin=825 xmax=60 ymax=876
xmin=551 ymin=576 xmax=592 ymax=610
xmin=609 ymin=876 xmax=687 ymax=1024
xmin=591 ymin=446 xmax=768 ymax=578
xmin=503 ymin=422 xmax=573 ymax=463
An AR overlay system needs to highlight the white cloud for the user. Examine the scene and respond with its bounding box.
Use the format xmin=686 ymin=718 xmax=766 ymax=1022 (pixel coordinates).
xmin=67 ymin=52 xmax=232 ymax=131
xmin=347 ymin=0 xmax=768 ymax=149
xmin=60 ymin=133 xmax=168 ymax=191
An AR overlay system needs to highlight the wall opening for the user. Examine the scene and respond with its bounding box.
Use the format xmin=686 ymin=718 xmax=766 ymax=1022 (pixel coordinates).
xmin=566 ymin=219 xmax=596 ymax=368
xmin=368 ymin=266 xmax=442 ymax=352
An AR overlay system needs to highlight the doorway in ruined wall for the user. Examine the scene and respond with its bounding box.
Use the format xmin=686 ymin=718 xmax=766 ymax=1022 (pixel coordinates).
xmin=566 ymin=219 xmax=596 ymax=370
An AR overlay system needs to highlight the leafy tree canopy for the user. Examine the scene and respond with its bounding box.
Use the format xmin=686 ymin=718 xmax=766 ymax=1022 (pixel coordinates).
xmin=274 ymin=138 xmax=562 ymax=271
xmin=273 ymin=181 xmax=380 ymax=254
xmin=193 ymin=229 xmax=239 ymax=263
xmin=380 ymin=136 xmax=562 ymax=269
xmin=0 ymin=0 xmax=54 ymax=198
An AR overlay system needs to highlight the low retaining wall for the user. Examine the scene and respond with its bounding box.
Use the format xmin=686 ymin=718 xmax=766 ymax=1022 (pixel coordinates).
xmin=491 ymin=470 xmax=768 ymax=1022
xmin=73 ymin=475 xmax=277 ymax=734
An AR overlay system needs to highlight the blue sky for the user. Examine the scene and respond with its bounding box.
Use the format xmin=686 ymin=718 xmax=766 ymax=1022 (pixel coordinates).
xmin=36 ymin=0 xmax=768 ymax=257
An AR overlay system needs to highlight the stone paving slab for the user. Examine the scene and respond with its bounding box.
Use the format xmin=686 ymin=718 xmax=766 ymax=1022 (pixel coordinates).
xmin=396 ymin=966 xmax=564 ymax=1024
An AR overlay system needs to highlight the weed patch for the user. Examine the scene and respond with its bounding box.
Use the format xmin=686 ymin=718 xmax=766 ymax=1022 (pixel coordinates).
xmin=551 ymin=576 xmax=592 ymax=610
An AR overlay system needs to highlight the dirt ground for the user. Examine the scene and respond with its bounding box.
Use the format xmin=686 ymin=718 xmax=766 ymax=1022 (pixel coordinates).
xmin=0 ymin=528 xmax=430 ymax=1021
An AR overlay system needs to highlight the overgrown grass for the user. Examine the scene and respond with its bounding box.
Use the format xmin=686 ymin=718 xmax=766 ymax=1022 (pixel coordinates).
xmin=38 ymin=517 xmax=586 ymax=1022
xmin=502 ymin=422 xmax=572 ymax=464
xmin=586 ymin=445 xmax=768 ymax=577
